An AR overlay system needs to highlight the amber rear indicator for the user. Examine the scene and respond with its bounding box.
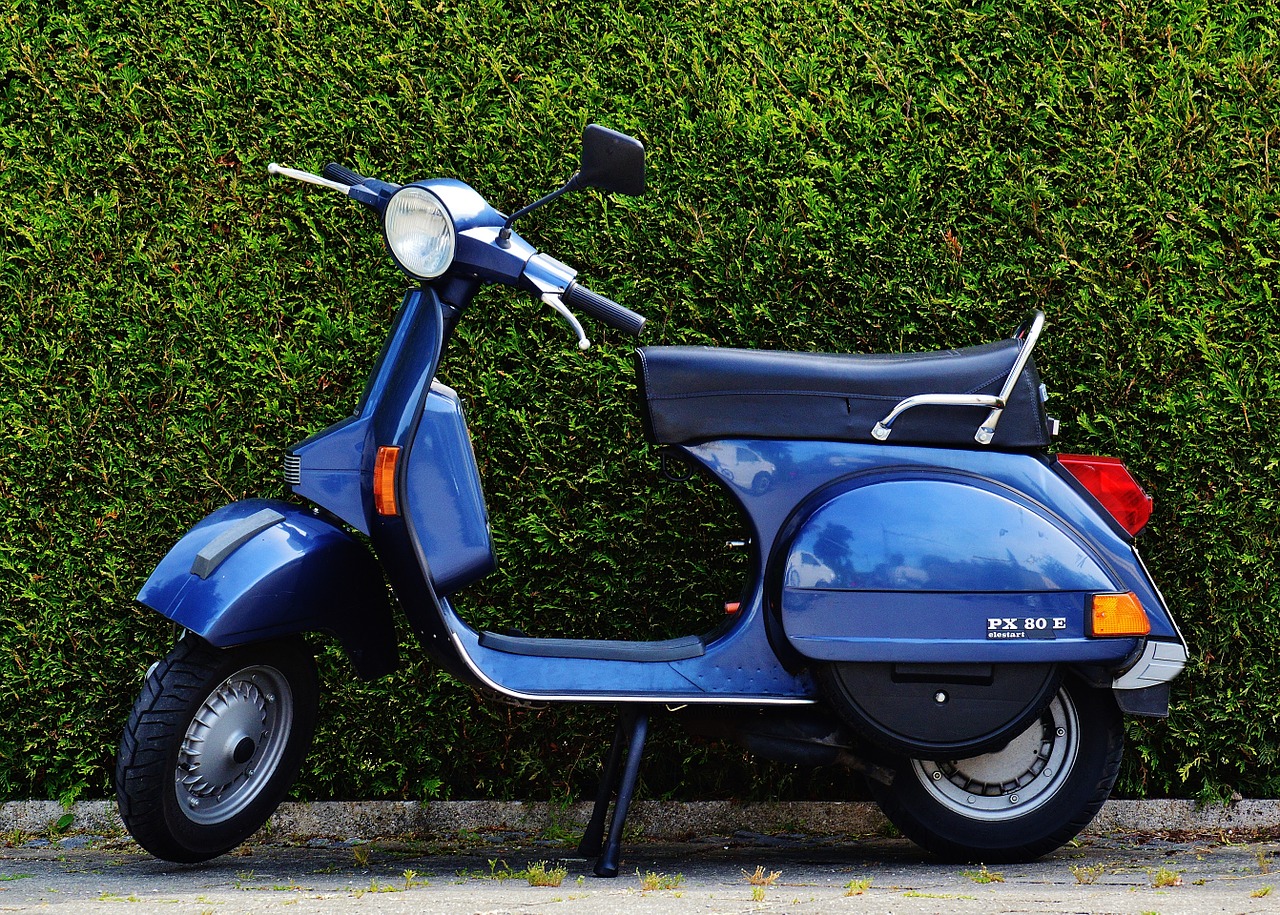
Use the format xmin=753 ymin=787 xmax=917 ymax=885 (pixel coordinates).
xmin=1090 ymin=592 xmax=1150 ymax=637
xmin=1058 ymin=453 xmax=1153 ymax=536
xmin=373 ymin=446 xmax=401 ymax=516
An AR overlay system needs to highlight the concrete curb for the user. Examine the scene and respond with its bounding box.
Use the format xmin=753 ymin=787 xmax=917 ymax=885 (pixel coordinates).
xmin=3 ymin=798 xmax=1278 ymax=843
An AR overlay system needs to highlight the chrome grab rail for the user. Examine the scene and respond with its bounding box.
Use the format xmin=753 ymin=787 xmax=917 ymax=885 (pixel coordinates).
xmin=872 ymin=310 xmax=1046 ymax=445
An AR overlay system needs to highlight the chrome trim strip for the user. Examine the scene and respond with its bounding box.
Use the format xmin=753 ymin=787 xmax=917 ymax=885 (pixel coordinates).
xmin=448 ymin=632 xmax=815 ymax=705
xmin=1134 ymin=546 xmax=1187 ymax=645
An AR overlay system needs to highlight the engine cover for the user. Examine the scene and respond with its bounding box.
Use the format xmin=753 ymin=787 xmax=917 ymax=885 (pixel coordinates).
xmin=778 ymin=474 xmax=1138 ymax=667
xmin=819 ymin=662 xmax=1061 ymax=758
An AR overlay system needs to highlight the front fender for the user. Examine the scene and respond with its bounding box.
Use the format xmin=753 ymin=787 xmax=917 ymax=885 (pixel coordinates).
xmin=137 ymin=499 xmax=397 ymax=679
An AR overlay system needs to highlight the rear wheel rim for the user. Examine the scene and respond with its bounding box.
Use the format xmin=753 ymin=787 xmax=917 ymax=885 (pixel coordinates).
xmin=175 ymin=664 xmax=294 ymax=826
xmin=910 ymin=689 xmax=1080 ymax=821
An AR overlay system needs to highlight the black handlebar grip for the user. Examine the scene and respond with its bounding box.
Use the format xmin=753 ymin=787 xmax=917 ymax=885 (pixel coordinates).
xmin=323 ymin=162 xmax=366 ymax=186
xmin=563 ymin=282 xmax=647 ymax=337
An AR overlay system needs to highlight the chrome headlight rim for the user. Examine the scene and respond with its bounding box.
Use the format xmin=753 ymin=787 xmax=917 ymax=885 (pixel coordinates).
xmin=382 ymin=184 xmax=457 ymax=280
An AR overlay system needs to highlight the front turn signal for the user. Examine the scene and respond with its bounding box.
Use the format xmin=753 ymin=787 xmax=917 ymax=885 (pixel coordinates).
xmin=374 ymin=446 xmax=401 ymax=516
xmin=1090 ymin=592 xmax=1150 ymax=637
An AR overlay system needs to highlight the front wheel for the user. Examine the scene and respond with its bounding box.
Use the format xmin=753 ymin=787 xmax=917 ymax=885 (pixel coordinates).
xmin=869 ymin=676 xmax=1123 ymax=863
xmin=116 ymin=635 xmax=319 ymax=862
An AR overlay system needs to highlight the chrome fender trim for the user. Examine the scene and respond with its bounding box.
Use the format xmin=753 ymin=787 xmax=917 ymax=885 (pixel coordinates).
xmin=1112 ymin=639 xmax=1188 ymax=690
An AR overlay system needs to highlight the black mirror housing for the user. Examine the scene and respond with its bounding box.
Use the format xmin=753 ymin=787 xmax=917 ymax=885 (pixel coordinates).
xmin=577 ymin=124 xmax=645 ymax=196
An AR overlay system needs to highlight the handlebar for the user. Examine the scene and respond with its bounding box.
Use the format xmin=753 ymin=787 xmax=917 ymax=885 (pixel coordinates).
xmin=270 ymin=162 xmax=398 ymax=211
xmin=563 ymin=281 xmax=646 ymax=336
xmin=323 ymin=162 xmax=366 ymax=186
xmin=272 ymin=162 xmax=646 ymax=340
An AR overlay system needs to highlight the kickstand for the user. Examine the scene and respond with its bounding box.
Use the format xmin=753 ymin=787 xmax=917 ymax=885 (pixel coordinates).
xmin=577 ymin=706 xmax=651 ymax=878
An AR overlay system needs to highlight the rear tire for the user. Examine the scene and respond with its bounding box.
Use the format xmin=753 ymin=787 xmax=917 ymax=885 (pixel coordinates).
xmin=115 ymin=635 xmax=318 ymax=862
xmin=869 ymin=676 xmax=1123 ymax=862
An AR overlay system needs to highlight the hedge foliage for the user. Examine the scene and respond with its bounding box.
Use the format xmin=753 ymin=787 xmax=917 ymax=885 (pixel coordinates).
xmin=2 ymin=0 xmax=1278 ymax=804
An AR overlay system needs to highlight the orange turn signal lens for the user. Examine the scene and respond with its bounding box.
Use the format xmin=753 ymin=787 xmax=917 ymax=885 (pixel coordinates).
xmin=1090 ymin=592 xmax=1150 ymax=637
xmin=373 ymin=446 xmax=401 ymax=516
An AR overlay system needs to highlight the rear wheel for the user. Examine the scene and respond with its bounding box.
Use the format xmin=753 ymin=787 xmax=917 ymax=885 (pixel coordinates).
xmin=869 ymin=676 xmax=1123 ymax=862
xmin=116 ymin=635 xmax=318 ymax=862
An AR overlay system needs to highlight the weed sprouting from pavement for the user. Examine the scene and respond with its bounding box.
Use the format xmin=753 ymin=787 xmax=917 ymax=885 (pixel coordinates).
xmin=963 ymin=865 xmax=1004 ymax=884
xmin=638 ymin=870 xmax=683 ymax=892
xmin=844 ymin=877 xmax=871 ymax=896
xmin=742 ymin=866 xmax=781 ymax=886
xmin=525 ymin=861 xmax=568 ymax=887
xmin=1070 ymin=863 xmax=1107 ymax=884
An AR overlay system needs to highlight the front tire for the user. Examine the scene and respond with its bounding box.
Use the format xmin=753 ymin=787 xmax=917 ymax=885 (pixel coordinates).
xmin=869 ymin=676 xmax=1123 ymax=863
xmin=116 ymin=635 xmax=318 ymax=862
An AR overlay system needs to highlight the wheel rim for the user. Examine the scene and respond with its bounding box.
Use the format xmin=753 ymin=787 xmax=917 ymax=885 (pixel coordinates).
xmin=910 ymin=688 xmax=1080 ymax=821
xmin=176 ymin=664 xmax=294 ymax=826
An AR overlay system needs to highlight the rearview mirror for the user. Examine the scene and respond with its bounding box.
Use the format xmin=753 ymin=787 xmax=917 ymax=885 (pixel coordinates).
xmin=577 ymin=124 xmax=645 ymax=196
xmin=496 ymin=123 xmax=647 ymax=248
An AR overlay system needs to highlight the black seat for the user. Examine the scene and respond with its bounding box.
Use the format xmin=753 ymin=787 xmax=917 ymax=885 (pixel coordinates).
xmin=634 ymin=338 xmax=1051 ymax=450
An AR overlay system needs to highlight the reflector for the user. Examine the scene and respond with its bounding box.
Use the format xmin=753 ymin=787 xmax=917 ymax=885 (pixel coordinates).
xmin=1091 ymin=591 xmax=1150 ymax=637
xmin=374 ymin=446 xmax=400 ymax=516
xmin=1058 ymin=453 xmax=1153 ymax=535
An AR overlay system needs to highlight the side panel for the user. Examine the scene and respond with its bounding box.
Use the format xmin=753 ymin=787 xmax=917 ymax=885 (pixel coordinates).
xmin=401 ymin=382 xmax=496 ymax=595
xmin=779 ymin=472 xmax=1138 ymax=663
xmin=675 ymin=440 xmax=1179 ymax=671
xmin=783 ymin=476 xmax=1115 ymax=592
xmin=137 ymin=499 xmax=397 ymax=679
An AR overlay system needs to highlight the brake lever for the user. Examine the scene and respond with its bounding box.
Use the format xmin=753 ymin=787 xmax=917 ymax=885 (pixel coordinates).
xmin=541 ymin=293 xmax=591 ymax=351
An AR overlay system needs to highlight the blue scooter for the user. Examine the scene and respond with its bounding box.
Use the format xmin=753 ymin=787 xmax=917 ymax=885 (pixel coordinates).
xmin=116 ymin=126 xmax=1187 ymax=874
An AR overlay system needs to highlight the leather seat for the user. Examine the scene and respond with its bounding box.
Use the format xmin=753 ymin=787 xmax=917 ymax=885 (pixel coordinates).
xmin=634 ymin=338 xmax=1051 ymax=450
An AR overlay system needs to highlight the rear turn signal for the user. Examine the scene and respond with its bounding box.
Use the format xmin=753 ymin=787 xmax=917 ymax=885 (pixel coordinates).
xmin=374 ymin=446 xmax=401 ymax=516
xmin=1090 ymin=592 xmax=1150 ymax=637
xmin=1058 ymin=453 xmax=1153 ymax=536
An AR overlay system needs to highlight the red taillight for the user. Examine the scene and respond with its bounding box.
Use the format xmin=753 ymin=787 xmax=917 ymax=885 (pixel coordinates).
xmin=1058 ymin=453 xmax=1152 ymax=536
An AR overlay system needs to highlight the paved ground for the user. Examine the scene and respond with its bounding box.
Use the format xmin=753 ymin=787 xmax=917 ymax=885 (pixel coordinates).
xmin=3 ymin=830 xmax=1279 ymax=914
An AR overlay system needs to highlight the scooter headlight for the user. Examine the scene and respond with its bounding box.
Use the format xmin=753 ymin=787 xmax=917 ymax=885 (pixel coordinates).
xmin=383 ymin=186 xmax=456 ymax=279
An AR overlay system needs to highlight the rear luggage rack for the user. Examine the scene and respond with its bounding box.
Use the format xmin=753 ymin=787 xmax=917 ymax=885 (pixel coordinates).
xmin=872 ymin=311 xmax=1045 ymax=445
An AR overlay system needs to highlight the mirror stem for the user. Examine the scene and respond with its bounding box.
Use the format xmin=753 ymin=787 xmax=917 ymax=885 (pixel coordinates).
xmin=497 ymin=173 xmax=581 ymax=248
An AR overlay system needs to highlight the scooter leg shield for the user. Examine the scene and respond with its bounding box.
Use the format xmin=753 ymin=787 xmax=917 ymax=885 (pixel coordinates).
xmin=137 ymin=499 xmax=397 ymax=679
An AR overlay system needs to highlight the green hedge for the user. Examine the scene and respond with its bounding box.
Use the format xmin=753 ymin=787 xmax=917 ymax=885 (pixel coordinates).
xmin=2 ymin=0 xmax=1278 ymax=805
